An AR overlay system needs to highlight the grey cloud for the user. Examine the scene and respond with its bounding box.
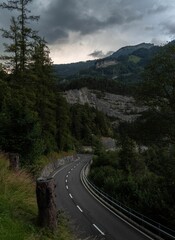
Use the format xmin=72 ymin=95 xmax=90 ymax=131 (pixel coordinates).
xmin=89 ymin=50 xmax=105 ymax=58
xmin=0 ymin=0 xmax=174 ymax=50
xmin=148 ymin=4 xmax=169 ymax=14
xmin=162 ymin=22 xmax=175 ymax=35
xmin=89 ymin=50 xmax=114 ymax=59
xmin=38 ymin=0 xmax=149 ymax=44
xmin=145 ymin=26 xmax=154 ymax=31
xmin=126 ymin=14 xmax=142 ymax=23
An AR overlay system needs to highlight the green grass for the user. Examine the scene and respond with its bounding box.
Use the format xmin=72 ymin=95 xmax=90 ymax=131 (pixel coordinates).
xmin=0 ymin=153 xmax=75 ymax=240
xmin=128 ymin=55 xmax=141 ymax=64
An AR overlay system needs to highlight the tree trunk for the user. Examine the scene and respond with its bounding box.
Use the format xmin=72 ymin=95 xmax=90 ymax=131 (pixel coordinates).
xmin=9 ymin=153 xmax=19 ymax=171
xmin=36 ymin=177 xmax=57 ymax=230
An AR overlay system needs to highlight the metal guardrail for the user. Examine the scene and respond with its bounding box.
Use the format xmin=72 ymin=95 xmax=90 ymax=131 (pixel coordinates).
xmin=81 ymin=163 xmax=175 ymax=240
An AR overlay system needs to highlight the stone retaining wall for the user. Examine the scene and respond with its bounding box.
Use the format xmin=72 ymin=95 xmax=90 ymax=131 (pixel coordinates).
xmin=40 ymin=155 xmax=78 ymax=178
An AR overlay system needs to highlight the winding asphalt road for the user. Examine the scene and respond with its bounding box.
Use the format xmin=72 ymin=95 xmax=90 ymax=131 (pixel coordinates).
xmin=54 ymin=154 xmax=152 ymax=240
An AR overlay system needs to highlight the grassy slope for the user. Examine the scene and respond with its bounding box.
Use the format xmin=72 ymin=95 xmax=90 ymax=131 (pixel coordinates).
xmin=0 ymin=153 xmax=74 ymax=240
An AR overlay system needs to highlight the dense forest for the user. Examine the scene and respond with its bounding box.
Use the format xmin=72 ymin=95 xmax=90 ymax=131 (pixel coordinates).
xmin=89 ymin=43 xmax=175 ymax=229
xmin=0 ymin=0 xmax=111 ymax=169
xmin=0 ymin=0 xmax=175 ymax=234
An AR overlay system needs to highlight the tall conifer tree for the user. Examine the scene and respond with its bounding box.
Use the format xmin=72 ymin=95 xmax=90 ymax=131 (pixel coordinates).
xmin=0 ymin=0 xmax=39 ymax=74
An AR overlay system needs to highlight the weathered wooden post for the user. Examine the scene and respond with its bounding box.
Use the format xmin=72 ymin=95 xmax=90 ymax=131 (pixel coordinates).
xmin=36 ymin=177 xmax=57 ymax=230
xmin=9 ymin=153 xmax=20 ymax=171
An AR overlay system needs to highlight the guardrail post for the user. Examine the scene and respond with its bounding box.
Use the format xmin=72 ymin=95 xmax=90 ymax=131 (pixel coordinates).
xmin=36 ymin=177 xmax=57 ymax=231
xmin=9 ymin=153 xmax=19 ymax=171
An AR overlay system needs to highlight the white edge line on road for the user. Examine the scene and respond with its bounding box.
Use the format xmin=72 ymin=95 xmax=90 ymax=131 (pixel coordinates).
xmin=69 ymin=193 xmax=73 ymax=199
xmin=77 ymin=205 xmax=83 ymax=212
xmin=93 ymin=224 xmax=105 ymax=235
xmin=81 ymin=168 xmax=154 ymax=240
xmin=66 ymin=185 xmax=68 ymax=189
xmin=51 ymin=159 xmax=78 ymax=178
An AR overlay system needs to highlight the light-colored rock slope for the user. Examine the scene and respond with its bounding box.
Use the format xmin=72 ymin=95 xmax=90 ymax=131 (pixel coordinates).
xmin=63 ymin=88 xmax=146 ymax=124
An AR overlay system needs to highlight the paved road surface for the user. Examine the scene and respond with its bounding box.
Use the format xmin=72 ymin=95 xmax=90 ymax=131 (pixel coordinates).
xmin=54 ymin=154 xmax=151 ymax=240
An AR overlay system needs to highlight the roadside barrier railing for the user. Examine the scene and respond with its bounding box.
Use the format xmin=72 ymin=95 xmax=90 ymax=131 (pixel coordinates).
xmin=81 ymin=163 xmax=175 ymax=240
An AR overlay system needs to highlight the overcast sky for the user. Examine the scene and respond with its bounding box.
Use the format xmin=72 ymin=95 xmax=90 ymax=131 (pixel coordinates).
xmin=0 ymin=0 xmax=175 ymax=64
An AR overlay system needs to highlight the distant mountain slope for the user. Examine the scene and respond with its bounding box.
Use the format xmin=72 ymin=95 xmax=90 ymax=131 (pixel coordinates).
xmin=54 ymin=42 xmax=161 ymax=86
xmin=53 ymin=60 xmax=95 ymax=78
xmin=110 ymin=43 xmax=154 ymax=58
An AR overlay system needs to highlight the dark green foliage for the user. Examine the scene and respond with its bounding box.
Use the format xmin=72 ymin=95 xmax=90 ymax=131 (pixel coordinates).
xmin=0 ymin=86 xmax=44 ymax=164
xmin=53 ymin=60 xmax=95 ymax=78
xmin=60 ymin=76 xmax=133 ymax=96
xmin=118 ymin=137 xmax=145 ymax=174
xmin=118 ymin=110 xmax=174 ymax=145
xmin=140 ymin=44 xmax=175 ymax=111
xmin=89 ymin=42 xmax=175 ymax=229
xmin=56 ymin=94 xmax=73 ymax=151
xmin=54 ymin=43 xmax=159 ymax=85
xmin=70 ymin=104 xmax=112 ymax=145
xmin=89 ymin=143 xmax=175 ymax=228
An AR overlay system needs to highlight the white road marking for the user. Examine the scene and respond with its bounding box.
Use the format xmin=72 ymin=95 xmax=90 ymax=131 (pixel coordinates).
xmin=66 ymin=185 xmax=68 ymax=189
xmin=68 ymin=171 xmax=70 ymax=174
xmin=93 ymin=224 xmax=105 ymax=235
xmin=77 ymin=205 xmax=83 ymax=212
xmin=66 ymin=175 xmax=68 ymax=178
xmin=69 ymin=193 xmax=73 ymax=199
xmin=65 ymin=179 xmax=68 ymax=183
xmin=52 ymin=163 xmax=73 ymax=178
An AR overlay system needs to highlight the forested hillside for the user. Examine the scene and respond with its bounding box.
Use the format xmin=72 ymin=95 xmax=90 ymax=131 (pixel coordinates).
xmin=89 ymin=43 xmax=175 ymax=230
xmin=0 ymin=1 xmax=112 ymax=169
xmin=54 ymin=43 xmax=160 ymax=85
xmin=1 ymin=0 xmax=175 ymax=236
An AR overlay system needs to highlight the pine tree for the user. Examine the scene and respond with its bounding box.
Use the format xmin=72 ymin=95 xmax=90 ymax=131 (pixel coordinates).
xmin=0 ymin=17 xmax=20 ymax=74
xmin=0 ymin=0 xmax=39 ymax=74
xmin=31 ymin=38 xmax=53 ymax=77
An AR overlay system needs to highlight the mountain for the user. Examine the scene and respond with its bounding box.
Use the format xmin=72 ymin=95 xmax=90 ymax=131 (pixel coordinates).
xmin=110 ymin=43 xmax=154 ymax=58
xmin=53 ymin=43 xmax=159 ymax=82
xmin=53 ymin=60 xmax=95 ymax=78
xmin=63 ymin=87 xmax=147 ymax=125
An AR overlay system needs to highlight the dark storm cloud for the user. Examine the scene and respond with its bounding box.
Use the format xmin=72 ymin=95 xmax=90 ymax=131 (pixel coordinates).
xmin=89 ymin=50 xmax=114 ymax=59
xmin=0 ymin=0 xmax=174 ymax=60
xmin=147 ymin=4 xmax=169 ymax=14
xmin=38 ymin=0 xmax=150 ymax=44
xmin=162 ymin=22 xmax=175 ymax=35
xmin=39 ymin=0 xmax=124 ymax=43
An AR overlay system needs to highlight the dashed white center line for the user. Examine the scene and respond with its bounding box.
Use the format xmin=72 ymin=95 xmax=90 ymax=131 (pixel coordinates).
xmin=66 ymin=185 xmax=68 ymax=190
xmin=69 ymin=193 xmax=73 ymax=199
xmin=93 ymin=224 xmax=105 ymax=235
xmin=77 ymin=205 xmax=83 ymax=212
xmin=66 ymin=175 xmax=68 ymax=178
xmin=65 ymin=179 xmax=68 ymax=183
xmin=68 ymin=171 xmax=70 ymax=174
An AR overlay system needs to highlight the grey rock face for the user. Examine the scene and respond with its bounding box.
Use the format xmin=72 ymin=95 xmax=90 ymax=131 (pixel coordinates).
xmin=63 ymin=88 xmax=147 ymax=124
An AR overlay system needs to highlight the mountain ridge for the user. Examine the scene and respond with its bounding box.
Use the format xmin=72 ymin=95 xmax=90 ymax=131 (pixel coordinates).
xmin=53 ymin=42 xmax=158 ymax=79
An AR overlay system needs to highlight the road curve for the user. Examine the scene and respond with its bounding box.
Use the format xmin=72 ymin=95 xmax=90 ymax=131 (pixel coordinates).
xmin=54 ymin=154 xmax=151 ymax=240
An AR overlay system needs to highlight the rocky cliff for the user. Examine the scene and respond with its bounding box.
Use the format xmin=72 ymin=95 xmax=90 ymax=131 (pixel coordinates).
xmin=63 ymin=88 xmax=146 ymax=125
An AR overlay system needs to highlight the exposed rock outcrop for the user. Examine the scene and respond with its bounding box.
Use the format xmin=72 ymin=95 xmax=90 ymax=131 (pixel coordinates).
xmin=63 ymin=88 xmax=147 ymax=125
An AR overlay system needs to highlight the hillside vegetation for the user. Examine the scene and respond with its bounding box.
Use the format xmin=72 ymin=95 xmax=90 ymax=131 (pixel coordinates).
xmin=89 ymin=43 xmax=175 ymax=230
xmin=0 ymin=1 xmax=111 ymax=239
xmin=0 ymin=153 xmax=74 ymax=240
xmin=54 ymin=42 xmax=160 ymax=85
